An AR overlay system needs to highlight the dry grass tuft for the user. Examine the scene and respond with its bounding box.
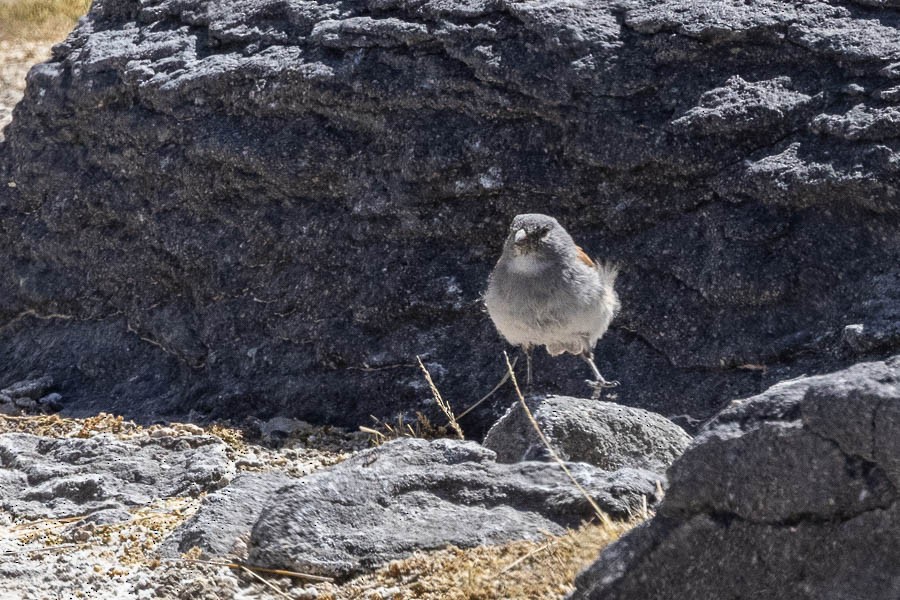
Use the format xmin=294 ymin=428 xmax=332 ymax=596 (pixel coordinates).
xmin=416 ymin=355 xmax=464 ymax=439
xmin=361 ymin=358 xmax=465 ymax=445
xmin=361 ymin=410 xmax=452 ymax=445
xmin=0 ymin=0 xmax=90 ymax=41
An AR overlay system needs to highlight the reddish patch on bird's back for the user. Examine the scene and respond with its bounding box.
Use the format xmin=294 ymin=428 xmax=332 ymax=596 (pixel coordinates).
xmin=576 ymin=246 xmax=595 ymax=268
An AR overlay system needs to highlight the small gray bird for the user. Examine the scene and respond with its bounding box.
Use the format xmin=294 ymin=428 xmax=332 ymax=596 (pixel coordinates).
xmin=485 ymin=213 xmax=620 ymax=397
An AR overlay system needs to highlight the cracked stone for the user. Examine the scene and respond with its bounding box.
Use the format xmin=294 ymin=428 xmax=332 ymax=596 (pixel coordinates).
xmin=571 ymin=357 xmax=900 ymax=599
xmin=0 ymin=432 xmax=234 ymax=519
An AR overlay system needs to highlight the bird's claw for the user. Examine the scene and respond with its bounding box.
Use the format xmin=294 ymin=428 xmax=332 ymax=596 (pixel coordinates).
xmin=585 ymin=379 xmax=620 ymax=389
xmin=585 ymin=378 xmax=619 ymax=399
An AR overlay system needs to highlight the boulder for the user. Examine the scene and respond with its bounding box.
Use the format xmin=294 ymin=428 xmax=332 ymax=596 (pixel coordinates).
xmin=483 ymin=395 xmax=691 ymax=473
xmin=161 ymin=471 xmax=294 ymax=558
xmin=0 ymin=432 xmax=233 ymax=518
xmin=570 ymin=356 xmax=900 ymax=600
xmin=248 ymin=438 xmax=662 ymax=578
xmin=1 ymin=376 xmax=54 ymax=400
xmin=2 ymin=0 xmax=900 ymax=435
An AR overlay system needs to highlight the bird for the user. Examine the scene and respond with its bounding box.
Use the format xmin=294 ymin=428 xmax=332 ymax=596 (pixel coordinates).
xmin=484 ymin=213 xmax=620 ymax=398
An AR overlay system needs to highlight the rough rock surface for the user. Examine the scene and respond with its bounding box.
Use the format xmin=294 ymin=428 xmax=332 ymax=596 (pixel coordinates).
xmin=2 ymin=0 xmax=900 ymax=434
xmin=248 ymin=437 xmax=662 ymax=578
xmin=161 ymin=471 xmax=293 ymax=558
xmin=483 ymin=395 xmax=690 ymax=472
xmin=570 ymin=356 xmax=900 ymax=600
xmin=0 ymin=432 xmax=232 ymax=518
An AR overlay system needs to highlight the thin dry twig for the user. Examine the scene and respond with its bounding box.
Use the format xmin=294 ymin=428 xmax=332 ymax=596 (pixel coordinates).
xmin=9 ymin=514 xmax=87 ymax=531
xmin=456 ymin=355 xmax=518 ymax=421
xmin=239 ymin=565 xmax=293 ymax=600
xmin=497 ymin=538 xmax=558 ymax=575
xmin=503 ymin=351 xmax=612 ymax=527
xmin=165 ymin=557 xmax=334 ymax=583
xmin=416 ymin=356 xmax=464 ymax=440
xmin=1 ymin=543 xmax=90 ymax=556
xmin=358 ymin=426 xmax=386 ymax=441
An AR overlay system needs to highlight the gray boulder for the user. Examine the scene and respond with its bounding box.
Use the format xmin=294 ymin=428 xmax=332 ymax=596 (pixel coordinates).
xmin=0 ymin=432 xmax=233 ymax=518
xmin=570 ymin=356 xmax=900 ymax=600
xmin=161 ymin=471 xmax=294 ymax=558
xmin=2 ymin=0 xmax=900 ymax=435
xmin=1 ymin=376 xmax=54 ymax=400
xmin=483 ymin=395 xmax=691 ymax=473
xmin=248 ymin=438 xmax=662 ymax=578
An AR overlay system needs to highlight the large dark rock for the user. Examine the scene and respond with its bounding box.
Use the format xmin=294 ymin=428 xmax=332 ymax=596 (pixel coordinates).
xmin=1 ymin=0 xmax=900 ymax=434
xmin=0 ymin=432 xmax=233 ymax=518
xmin=483 ymin=395 xmax=691 ymax=472
xmin=570 ymin=356 xmax=900 ymax=600
xmin=248 ymin=437 xmax=662 ymax=578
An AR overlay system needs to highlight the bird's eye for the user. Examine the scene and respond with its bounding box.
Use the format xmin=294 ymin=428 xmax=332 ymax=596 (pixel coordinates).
xmin=538 ymin=228 xmax=550 ymax=239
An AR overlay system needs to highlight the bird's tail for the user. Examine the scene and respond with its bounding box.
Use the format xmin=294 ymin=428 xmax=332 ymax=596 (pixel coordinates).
xmin=597 ymin=261 xmax=621 ymax=317
xmin=596 ymin=261 xmax=619 ymax=287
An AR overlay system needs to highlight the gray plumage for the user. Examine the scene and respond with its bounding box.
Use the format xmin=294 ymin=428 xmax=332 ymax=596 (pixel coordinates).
xmin=485 ymin=213 xmax=620 ymax=396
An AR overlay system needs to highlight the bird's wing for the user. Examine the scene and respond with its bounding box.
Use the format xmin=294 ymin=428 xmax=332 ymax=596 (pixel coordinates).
xmin=575 ymin=245 xmax=596 ymax=268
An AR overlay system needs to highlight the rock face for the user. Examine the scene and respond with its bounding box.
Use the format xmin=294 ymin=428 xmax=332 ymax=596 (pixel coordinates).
xmin=483 ymin=395 xmax=691 ymax=472
xmin=2 ymin=0 xmax=900 ymax=434
xmin=0 ymin=432 xmax=233 ymax=518
xmin=570 ymin=356 xmax=900 ymax=600
xmin=248 ymin=438 xmax=662 ymax=578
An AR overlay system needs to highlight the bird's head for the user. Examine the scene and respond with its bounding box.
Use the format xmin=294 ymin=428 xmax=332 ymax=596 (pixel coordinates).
xmin=505 ymin=213 xmax=568 ymax=254
xmin=500 ymin=213 xmax=576 ymax=272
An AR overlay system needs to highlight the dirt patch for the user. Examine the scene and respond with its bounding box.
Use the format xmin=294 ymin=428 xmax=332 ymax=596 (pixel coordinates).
xmin=0 ymin=40 xmax=51 ymax=140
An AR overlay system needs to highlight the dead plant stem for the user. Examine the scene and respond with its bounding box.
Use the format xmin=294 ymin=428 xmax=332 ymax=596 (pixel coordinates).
xmin=502 ymin=351 xmax=612 ymax=527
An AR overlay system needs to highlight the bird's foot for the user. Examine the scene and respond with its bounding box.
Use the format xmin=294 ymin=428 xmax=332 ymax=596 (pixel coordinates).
xmin=585 ymin=378 xmax=620 ymax=399
xmin=585 ymin=378 xmax=620 ymax=389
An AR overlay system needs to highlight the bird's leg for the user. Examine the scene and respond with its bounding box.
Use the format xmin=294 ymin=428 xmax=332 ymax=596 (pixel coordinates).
xmin=581 ymin=350 xmax=619 ymax=399
xmin=523 ymin=344 xmax=534 ymax=389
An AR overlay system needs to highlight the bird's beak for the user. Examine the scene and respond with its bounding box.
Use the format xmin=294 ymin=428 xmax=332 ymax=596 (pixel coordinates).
xmin=514 ymin=229 xmax=527 ymax=244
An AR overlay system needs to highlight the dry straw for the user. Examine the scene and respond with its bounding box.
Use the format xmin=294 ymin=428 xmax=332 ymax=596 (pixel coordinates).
xmin=502 ymin=351 xmax=612 ymax=527
xmin=417 ymin=356 xmax=464 ymax=440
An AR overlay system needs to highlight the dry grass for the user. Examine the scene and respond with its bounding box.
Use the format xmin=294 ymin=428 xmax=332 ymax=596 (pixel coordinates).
xmin=361 ymin=410 xmax=453 ymax=445
xmin=361 ymin=359 xmax=466 ymax=445
xmin=417 ymin=356 xmax=464 ymax=439
xmin=0 ymin=412 xmax=144 ymax=438
xmin=0 ymin=412 xmax=237 ymax=442
xmin=0 ymin=0 xmax=89 ymax=41
xmin=297 ymin=519 xmax=635 ymax=600
xmin=3 ymin=497 xmax=202 ymax=564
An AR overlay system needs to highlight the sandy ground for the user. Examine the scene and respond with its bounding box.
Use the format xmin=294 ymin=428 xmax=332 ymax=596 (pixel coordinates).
xmin=0 ymin=40 xmax=50 ymax=141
